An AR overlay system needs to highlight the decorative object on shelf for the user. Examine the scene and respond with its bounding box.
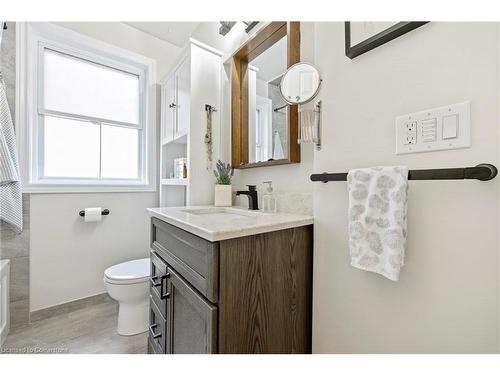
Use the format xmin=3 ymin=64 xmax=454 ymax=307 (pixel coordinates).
xmin=279 ymin=62 xmax=322 ymax=150
xmin=205 ymin=104 xmax=216 ymax=171
xmin=213 ymin=160 xmax=233 ymax=207
xmin=173 ymin=157 xmax=187 ymax=179
xmin=345 ymin=22 xmax=429 ymax=59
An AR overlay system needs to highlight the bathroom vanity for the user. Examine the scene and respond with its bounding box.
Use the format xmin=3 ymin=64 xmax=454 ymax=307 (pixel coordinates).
xmin=146 ymin=206 xmax=313 ymax=354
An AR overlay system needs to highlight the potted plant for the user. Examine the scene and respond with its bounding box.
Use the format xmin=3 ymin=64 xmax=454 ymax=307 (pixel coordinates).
xmin=213 ymin=160 xmax=234 ymax=207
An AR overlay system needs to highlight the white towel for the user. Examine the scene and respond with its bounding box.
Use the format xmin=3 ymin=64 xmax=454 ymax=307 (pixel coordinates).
xmin=299 ymin=109 xmax=315 ymax=143
xmin=347 ymin=166 xmax=408 ymax=281
xmin=273 ymin=131 xmax=285 ymax=160
xmin=0 ymin=76 xmax=22 ymax=233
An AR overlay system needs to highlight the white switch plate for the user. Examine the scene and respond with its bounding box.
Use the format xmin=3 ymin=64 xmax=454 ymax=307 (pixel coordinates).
xmin=396 ymin=101 xmax=470 ymax=155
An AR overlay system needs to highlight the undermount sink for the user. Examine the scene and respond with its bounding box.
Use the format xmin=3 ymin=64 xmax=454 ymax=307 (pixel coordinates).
xmin=181 ymin=207 xmax=259 ymax=219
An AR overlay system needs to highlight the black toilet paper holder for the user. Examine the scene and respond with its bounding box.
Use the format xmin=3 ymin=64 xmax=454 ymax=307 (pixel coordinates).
xmin=79 ymin=209 xmax=110 ymax=217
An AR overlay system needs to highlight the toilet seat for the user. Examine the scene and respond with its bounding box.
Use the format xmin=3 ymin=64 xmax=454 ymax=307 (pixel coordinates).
xmin=104 ymin=258 xmax=150 ymax=285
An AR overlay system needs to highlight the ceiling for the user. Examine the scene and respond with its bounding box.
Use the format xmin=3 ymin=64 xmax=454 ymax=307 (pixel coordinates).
xmin=125 ymin=22 xmax=200 ymax=48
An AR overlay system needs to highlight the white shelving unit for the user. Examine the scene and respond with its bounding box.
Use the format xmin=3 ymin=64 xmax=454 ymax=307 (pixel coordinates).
xmin=159 ymin=39 xmax=222 ymax=207
xmin=161 ymin=178 xmax=189 ymax=186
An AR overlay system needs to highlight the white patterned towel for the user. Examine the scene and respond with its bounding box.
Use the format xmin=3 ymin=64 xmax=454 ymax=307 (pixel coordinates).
xmin=0 ymin=76 xmax=22 ymax=233
xmin=347 ymin=166 xmax=408 ymax=281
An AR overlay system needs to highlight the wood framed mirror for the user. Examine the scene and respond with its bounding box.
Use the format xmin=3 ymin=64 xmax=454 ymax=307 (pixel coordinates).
xmin=231 ymin=22 xmax=300 ymax=169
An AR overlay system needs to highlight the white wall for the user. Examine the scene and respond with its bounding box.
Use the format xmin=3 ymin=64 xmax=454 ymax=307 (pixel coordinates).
xmin=30 ymin=23 xmax=182 ymax=311
xmin=30 ymin=193 xmax=157 ymax=310
xmin=54 ymin=22 xmax=182 ymax=78
xmin=312 ymin=22 xmax=499 ymax=353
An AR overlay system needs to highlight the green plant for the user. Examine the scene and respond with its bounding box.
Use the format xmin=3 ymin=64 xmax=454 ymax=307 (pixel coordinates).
xmin=214 ymin=160 xmax=234 ymax=185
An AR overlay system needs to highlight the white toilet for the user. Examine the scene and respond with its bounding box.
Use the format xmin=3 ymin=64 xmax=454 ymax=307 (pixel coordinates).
xmin=104 ymin=258 xmax=150 ymax=336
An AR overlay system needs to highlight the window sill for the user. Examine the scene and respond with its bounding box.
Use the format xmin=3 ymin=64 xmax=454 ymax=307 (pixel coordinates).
xmin=22 ymin=183 xmax=157 ymax=194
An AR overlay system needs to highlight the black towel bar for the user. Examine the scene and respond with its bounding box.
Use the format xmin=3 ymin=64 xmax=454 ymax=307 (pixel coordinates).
xmin=310 ymin=164 xmax=498 ymax=183
xmin=79 ymin=209 xmax=110 ymax=217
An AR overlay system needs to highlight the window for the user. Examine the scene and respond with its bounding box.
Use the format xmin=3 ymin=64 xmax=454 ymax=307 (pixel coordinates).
xmin=19 ymin=23 xmax=156 ymax=192
xmin=39 ymin=48 xmax=142 ymax=181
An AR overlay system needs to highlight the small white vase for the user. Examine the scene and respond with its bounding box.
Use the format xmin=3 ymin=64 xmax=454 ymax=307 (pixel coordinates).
xmin=214 ymin=184 xmax=232 ymax=207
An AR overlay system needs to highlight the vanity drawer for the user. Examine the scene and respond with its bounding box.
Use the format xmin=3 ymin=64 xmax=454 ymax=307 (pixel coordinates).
xmin=151 ymin=217 xmax=219 ymax=303
xmin=149 ymin=296 xmax=167 ymax=354
xmin=150 ymin=251 xmax=168 ymax=318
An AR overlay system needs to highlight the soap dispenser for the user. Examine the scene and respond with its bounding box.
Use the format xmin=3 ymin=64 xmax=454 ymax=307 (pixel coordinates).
xmin=262 ymin=181 xmax=277 ymax=213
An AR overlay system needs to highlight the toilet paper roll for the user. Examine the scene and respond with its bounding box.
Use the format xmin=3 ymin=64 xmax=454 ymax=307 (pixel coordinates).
xmin=84 ymin=207 xmax=102 ymax=223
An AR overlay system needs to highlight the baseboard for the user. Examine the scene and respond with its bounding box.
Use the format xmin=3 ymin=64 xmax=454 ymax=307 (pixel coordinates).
xmin=30 ymin=293 xmax=113 ymax=323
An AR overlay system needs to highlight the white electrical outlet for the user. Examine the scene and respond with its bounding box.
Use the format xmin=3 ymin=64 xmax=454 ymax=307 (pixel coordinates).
xmin=403 ymin=121 xmax=417 ymax=145
xmin=396 ymin=102 xmax=471 ymax=154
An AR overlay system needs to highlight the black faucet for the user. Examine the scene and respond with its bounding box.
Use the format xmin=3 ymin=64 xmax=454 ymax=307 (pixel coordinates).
xmin=236 ymin=185 xmax=259 ymax=210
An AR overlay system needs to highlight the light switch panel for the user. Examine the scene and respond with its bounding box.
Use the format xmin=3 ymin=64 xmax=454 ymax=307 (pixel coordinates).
xmin=396 ymin=101 xmax=470 ymax=154
xmin=442 ymin=114 xmax=458 ymax=139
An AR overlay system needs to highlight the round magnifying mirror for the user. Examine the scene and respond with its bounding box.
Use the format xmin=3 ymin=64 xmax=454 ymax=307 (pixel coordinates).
xmin=279 ymin=62 xmax=321 ymax=105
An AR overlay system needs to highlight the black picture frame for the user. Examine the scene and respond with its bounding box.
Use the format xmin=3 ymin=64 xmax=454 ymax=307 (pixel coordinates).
xmin=345 ymin=22 xmax=429 ymax=59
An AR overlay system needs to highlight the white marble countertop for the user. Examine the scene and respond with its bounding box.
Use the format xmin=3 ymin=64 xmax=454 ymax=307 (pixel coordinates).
xmin=147 ymin=206 xmax=314 ymax=242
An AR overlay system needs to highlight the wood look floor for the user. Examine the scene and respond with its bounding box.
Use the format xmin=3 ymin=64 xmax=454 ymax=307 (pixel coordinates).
xmin=1 ymin=297 xmax=147 ymax=354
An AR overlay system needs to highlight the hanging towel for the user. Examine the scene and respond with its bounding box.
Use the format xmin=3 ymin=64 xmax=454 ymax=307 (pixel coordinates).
xmin=347 ymin=166 xmax=408 ymax=281
xmin=0 ymin=76 xmax=22 ymax=233
xmin=299 ymin=108 xmax=315 ymax=143
xmin=273 ymin=131 xmax=285 ymax=160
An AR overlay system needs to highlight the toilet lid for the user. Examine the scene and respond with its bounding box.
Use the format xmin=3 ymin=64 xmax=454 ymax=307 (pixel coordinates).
xmin=104 ymin=258 xmax=150 ymax=284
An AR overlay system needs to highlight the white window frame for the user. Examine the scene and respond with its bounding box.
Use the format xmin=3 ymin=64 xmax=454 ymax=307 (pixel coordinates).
xmin=16 ymin=22 xmax=157 ymax=193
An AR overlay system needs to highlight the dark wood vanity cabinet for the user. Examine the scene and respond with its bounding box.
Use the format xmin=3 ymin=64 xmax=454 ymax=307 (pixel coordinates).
xmin=148 ymin=217 xmax=313 ymax=354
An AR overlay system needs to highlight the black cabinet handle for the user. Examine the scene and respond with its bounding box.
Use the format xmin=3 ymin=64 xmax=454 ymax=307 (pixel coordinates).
xmin=169 ymin=103 xmax=177 ymax=108
xmin=152 ymin=273 xmax=170 ymax=299
xmin=149 ymin=324 xmax=161 ymax=339
xmin=160 ymin=273 xmax=170 ymax=300
xmin=150 ymin=276 xmax=161 ymax=288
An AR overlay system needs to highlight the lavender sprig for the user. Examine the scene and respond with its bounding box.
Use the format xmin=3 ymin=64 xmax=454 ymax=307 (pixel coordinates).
xmin=214 ymin=160 xmax=233 ymax=185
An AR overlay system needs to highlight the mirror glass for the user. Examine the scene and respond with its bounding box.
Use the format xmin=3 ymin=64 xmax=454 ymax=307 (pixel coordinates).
xmin=247 ymin=35 xmax=288 ymax=164
xmin=280 ymin=63 xmax=321 ymax=105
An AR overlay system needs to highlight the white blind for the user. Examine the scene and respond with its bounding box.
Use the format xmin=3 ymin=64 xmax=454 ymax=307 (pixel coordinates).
xmin=42 ymin=48 xmax=141 ymax=126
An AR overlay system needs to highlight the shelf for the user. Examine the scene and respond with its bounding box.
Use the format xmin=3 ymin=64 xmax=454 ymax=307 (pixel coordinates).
xmin=162 ymin=133 xmax=188 ymax=146
xmin=161 ymin=178 xmax=188 ymax=186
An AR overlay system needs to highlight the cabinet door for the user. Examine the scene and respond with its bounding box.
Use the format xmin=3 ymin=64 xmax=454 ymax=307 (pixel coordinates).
xmin=162 ymin=75 xmax=176 ymax=144
xmin=149 ymin=297 xmax=167 ymax=354
xmin=166 ymin=267 xmax=217 ymax=354
xmin=174 ymin=56 xmax=190 ymax=139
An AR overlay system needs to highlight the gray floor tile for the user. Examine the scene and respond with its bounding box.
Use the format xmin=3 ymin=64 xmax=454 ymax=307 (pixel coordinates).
xmin=2 ymin=298 xmax=147 ymax=354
